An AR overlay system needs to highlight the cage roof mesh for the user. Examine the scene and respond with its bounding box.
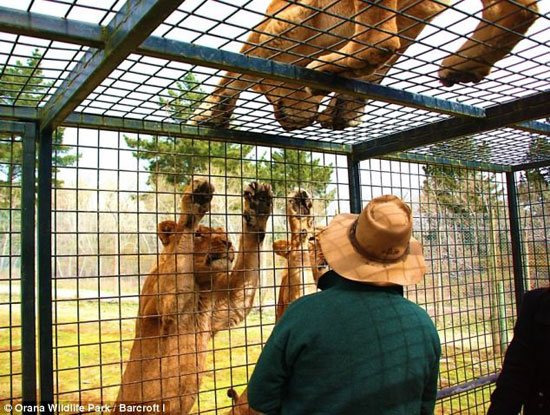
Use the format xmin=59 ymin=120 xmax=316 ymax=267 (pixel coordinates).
xmin=0 ymin=0 xmax=548 ymax=169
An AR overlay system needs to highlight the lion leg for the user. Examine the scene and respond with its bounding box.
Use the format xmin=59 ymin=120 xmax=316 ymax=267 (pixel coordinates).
xmin=190 ymin=2 xmax=320 ymax=129
xmin=273 ymin=239 xmax=291 ymax=321
xmin=157 ymin=179 xmax=214 ymax=414
xmin=275 ymin=190 xmax=313 ymax=320
xmin=439 ymin=0 xmax=539 ymax=86
xmin=190 ymin=74 xmax=251 ymax=129
xmin=209 ymin=182 xmax=273 ymax=334
xmin=317 ymin=0 xmax=448 ymax=129
xmin=306 ymin=0 xmax=400 ymax=77
xmin=158 ymin=220 xmax=177 ymax=246
xmin=308 ymin=227 xmax=330 ymax=284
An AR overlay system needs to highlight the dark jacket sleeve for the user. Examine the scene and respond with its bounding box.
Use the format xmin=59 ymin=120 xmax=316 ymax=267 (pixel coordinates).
xmin=421 ymin=338 xmax=441 ymax=415
xmin=247 ymin=322 xmax=290 ymax=414
xmin=420 ymin=344 xmax=441 ymax=415
xmin=487 ymin=290 xmax=543 ymax=415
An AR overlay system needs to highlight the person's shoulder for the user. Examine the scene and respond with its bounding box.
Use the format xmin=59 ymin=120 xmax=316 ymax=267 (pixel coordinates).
xmin=399 ymin=296 xmax=439 ymax=331
xmin=277 ymin=289 xmax=331 ymax=322
xmin=286 ymin=289 xmax=325 ymax=310
xmin=523 ymin=287 xmax=549 ymax=305
xmin=399 ymin=294 xmax=431 ymax=315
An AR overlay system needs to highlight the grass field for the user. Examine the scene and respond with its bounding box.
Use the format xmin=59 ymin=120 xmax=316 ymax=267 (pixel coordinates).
xmin=1 ymin=292 xmax=500 ymax=414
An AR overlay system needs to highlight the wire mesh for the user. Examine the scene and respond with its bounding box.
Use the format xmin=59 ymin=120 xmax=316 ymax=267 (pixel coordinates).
xmin=0 ymin=0 xmax=549 ymax=413
xmin=514 ymin=168 xmax=550 ymax=291
xmin=407 ymin=127 xmax=550 ymax=169
xmin=49 ymin=126 xmax=349 ymax=413
xmin=0 ymin=0 xmax=548 ymax=164
xmin=359 ymin=158 xmax=518 ymax=414
xmin=0 ymin=131 xmax=22 ymax=410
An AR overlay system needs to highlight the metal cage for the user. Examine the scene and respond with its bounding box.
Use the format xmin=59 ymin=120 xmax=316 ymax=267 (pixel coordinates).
xmin=0 ymin=0 xmax=548 ymax=414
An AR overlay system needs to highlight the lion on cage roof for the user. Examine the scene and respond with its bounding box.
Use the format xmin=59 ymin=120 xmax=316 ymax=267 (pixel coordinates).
xmin=191 ymin=0 xmax=539 ymax=132
xmin=114 ymin=179 xmax=273 ymax=414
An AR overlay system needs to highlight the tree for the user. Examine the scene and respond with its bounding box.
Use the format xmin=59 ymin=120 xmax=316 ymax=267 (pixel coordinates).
xmin=125 ymin=72 xmax=255 ymax=189
xmin=519 ymin=136 xmax=550 ymax=196
xmin=516 ymin=135 xmax=550 ymax=288
xmin=0 ymin=49 xmax=79 ymax=201
xmin=126 ymin=72 xmax=334 ymax=200
xmin=256 ymin=149 xmax=334 ymax=198
xmin=422 ymin=140 xmax=502 ymax=217
xmin=0 ymin=49 xmax=79 ymax=274
xmin=421 ymin=138 xmax=508 ymax=352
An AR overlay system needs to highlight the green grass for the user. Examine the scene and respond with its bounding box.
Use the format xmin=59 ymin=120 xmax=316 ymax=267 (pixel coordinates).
xmin=0 ymin=294 xmax=267 ymax=414
xmin=1 ymin=293 xmax=501 ymax=414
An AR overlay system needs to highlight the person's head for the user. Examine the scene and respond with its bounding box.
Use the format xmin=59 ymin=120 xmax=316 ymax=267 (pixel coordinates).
xmin=317 ymin=195 xmax=427 ymax=286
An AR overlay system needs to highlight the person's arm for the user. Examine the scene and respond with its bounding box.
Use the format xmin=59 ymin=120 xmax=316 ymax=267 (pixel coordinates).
xmin=421 ymin=333 xmax=441 ymax=415
xmin=247 ymin=324 xmax=290 ymax=415
xmin=487 ymin=290 xmax=541 ymax=415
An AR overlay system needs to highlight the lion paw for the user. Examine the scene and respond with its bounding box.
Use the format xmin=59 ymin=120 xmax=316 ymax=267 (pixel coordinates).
xmin=273 ymin=239 xmax=290 ymax=259
xmin=158 ymin=220 xmax=178 ymax=246
xmin=439 ymin=64 xmax=488 ymax=87
xmin=318 ymin=95 xmax=364 ymax=130
xmin=243 ymin=182 xmax=273 ymax=243
xmin=181 ymin=179 xmax=215 ymax=229
xmin=189 ymin=95 xmax=233 ymax=129
xmin=287 ymin=189 xmax=313 ymax=242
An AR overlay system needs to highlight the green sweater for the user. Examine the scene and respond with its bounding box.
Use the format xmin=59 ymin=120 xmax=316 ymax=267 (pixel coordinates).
xmin=248 ymin=271 xmax=441 ymax=415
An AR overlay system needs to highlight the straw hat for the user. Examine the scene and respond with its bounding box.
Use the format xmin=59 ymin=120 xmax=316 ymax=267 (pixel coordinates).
xmin=319 ymin=195 xmax=426 ymax=286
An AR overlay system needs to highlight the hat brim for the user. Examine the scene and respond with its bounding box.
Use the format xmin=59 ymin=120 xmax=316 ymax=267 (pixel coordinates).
xmin=319 ymin=213 xmax=427 ymax=286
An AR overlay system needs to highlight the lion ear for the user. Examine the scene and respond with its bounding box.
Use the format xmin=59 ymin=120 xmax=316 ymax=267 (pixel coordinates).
xmin=273 ymin=240 xmax=290 ymax=258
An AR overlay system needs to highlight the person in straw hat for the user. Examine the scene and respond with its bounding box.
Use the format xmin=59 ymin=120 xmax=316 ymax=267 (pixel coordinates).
xmin=248 ymin=195 xmax=441 ymax=414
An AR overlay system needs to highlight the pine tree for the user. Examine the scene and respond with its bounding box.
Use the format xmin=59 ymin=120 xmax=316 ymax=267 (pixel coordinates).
xmin=126 ymin=72 xmax=334 ymax=200
xmin=0 ymin=49 xmax=78 ymax=205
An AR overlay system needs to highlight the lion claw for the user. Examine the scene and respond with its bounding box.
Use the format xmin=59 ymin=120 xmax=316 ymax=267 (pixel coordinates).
xmin=181 ymin=179 xmax=215 ymax=229
xmin=243 ymin=182 xmax=273 ymax=242
xmin=287 ymin=189 xmax=313 ymax=240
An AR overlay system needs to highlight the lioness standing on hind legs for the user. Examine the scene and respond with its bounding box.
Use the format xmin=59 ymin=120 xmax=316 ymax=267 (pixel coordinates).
xmin=115 ymin=179 xmax=273 ymax=414
xmin=226 ymin=188 xmax=318 ymax=415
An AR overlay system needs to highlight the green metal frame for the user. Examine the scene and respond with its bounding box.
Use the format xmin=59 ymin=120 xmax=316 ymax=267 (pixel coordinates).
xmin=39 ymin=0 xmax=186 ymax=130
xmin=37 ymin=127 xmax=54 ymax=413
xmin=0 ymin=6 xmax=548 ymax=172
xmin=0 ymin=0 xmax=548 ymax=411
xmin=21 ymin=123 xmax=38 ymax=408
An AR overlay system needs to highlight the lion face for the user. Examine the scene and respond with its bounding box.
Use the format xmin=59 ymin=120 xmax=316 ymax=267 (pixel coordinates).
xmin=157 ymin=221 xmax=235 ymax=286
xmin=255 ymin=83 xmax=325 ymax=131
xmin=193 ymin=225 xmax=235 ymax=277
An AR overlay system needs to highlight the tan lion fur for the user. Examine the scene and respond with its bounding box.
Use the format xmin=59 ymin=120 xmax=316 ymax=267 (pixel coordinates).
xmin=226 ymin=189 xmax=315 ymax=415
xmin=192 ymin=0 xmax=539 ymax=131
xmin=114 ymin=180 xmax=273 ymax=415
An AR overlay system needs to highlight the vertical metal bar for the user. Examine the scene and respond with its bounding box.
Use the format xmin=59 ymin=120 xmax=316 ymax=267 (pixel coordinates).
xmin=348 ymin=155 xmax=362 ymax=214
xmin=21 ymin=122 xmax=37 ymax=411
xmin=506 ymin=171 xmax=525 ymax=313
xmin=37 ymin=125 xmax=53 ymax=412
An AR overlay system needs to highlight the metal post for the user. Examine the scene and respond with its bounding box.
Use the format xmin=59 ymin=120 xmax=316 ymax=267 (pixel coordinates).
xmin=38 ymin=125 xmax=53 ymax=412
xmin=347 ymin=155 xmax=362 ymax=214
xmin=506 ymin=171 xmax=525 ymax=313
xmin=21 ymin=123 xmax=37 ymax=412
